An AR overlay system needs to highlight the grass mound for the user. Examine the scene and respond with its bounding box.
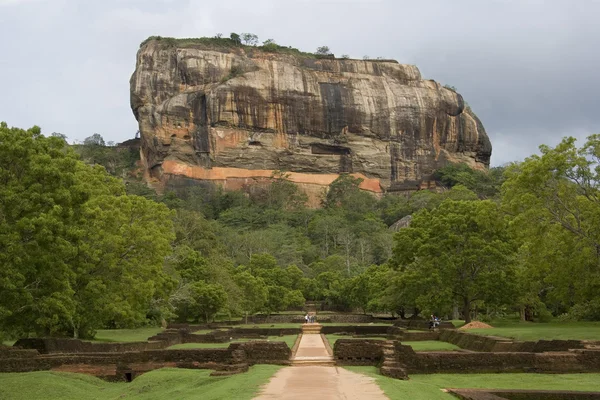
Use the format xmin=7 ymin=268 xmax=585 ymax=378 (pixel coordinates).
xmin=0 ymin=366 xmax=281 ymax=400
xmin=346 ymin=367 xmax=600 ymax=399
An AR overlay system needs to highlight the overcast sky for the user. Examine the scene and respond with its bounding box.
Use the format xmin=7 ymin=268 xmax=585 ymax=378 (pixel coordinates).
xmin=1 ymin=0 xmax=598 ymax=166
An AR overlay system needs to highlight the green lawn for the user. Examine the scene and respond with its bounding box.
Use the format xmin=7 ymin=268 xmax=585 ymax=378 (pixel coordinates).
xmin=193 ymin=329 xmax=216 ymax=335
xmin=0 ymin=366 xmax=280 ymax=400
xmin=168 ymin=335 xmax=298 ymax=349
xmin=2 ymin=340 xmax=16 ymax=346
xmin=465 ymin=321 xmax=600 ymax=341
xmin=403 ymin=341 xmax=460 ymax=351
xmin=346 ymin=367 xmax=600 ymax=400
xmin=93 ymin=327 xmax=164 ymax=342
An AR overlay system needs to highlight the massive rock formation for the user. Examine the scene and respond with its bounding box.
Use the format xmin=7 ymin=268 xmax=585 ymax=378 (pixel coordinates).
xmin=130 ymin=38 xmax=491 ymax=202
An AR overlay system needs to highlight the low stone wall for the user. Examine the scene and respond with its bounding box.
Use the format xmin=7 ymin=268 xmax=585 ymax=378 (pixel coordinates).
xmin=331 ymin=339 xmax=600 ymax=376
xmin=0 ymin=347 xmax=39 ymax=359
xmin=321 ymin=325 xmax=390 ymax=335
xmin=0 ymin=354 xmax=122 ymax=373
xmin=333 ymin=339 xmax=384 ymax=366
xmin=0 ymin=341 xmax=291 ymax=379
xmin=394 ymin=319 xmax=454 ymax=330
xmin=439 ymin=330 xmax=590 ymax=353
xmin=13 ymin=338 xmax=167 ymax=354
xmin=395 ymin=342 xmax=600 ymax=374
xmin=388 ymin=327 xmax=440 ymax=341
xmin=231 ymin=341 xmax=290 ymax=365
xmin=229 ymin=328 xmax=301 ymax=337
xmin=149 ymin=327 xmax=300 ymax=346
xmin=449 ymin=388 xmax=600 ymax=400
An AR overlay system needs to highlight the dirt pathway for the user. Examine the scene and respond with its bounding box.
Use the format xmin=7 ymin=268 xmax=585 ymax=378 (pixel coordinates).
xmin=293 ymin=333 xmax=331 ymax=360
xmin=253 ymin=333 xmax=388 ymax=399
xmin=253 ymin=365 xmax=389 ymax=400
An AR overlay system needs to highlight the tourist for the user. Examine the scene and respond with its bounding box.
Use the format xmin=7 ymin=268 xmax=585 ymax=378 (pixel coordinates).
xmin=305 ymin=314 xmax=309 ymax=324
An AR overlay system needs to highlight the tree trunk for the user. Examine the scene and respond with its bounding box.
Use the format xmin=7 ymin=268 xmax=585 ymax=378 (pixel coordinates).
xmin=520 ymin=307 xmax=526 ymax=321
xmin=452 ymin=305 xmax=460 ymax=320
xmin=398 ymin=308 xmax=406 ymax=319
xmin=463 ymin=299 xmax=472 ymax=323
xmin=245 ymin=311 xmax=248 ymax=325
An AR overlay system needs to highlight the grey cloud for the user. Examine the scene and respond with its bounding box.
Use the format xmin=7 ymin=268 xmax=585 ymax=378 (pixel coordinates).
xmin=1 ymin=0 xmax=598 ymax=166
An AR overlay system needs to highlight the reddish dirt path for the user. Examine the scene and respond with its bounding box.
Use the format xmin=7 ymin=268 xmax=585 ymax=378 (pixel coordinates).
xmin=253 ymin=366 xmax=389 ymax=400
xmin=253 ymin=333 xmax=388 ymax=399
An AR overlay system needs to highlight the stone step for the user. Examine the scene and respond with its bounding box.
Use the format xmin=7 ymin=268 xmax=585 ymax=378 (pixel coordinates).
xmin=291 ymin=359 xmax=336 ymax=366
xmin=293 ymin=356 xmax=334 ymax=361
xmin=382 ymin=360 xmax=403 ymax=368
xmin=214 ymin=363 xmax=249 ymax=372
xmin=380 ymin=366 xmax=408 ymax=380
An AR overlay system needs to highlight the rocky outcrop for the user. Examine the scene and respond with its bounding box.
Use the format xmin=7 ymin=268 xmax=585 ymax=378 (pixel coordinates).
xmin=130 ymin=38 xmax=491 ymax=203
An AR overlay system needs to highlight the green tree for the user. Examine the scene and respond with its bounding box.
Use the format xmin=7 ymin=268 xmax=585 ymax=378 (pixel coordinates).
xmin=316 ymin=46 xmax=331 ymax=55
xmin=283 ymin=289 xmax=305 ymax=309
xmin=264 ymin=285 xmax=288 ymax=315
xmin=434 ymin=163 xmax=505 ymax=199
xmin=390 ymin=200 xmax=517 ymax=322
xmin=230 ymin=32 xmax=241 ymax=45
xmin=0 ymin=122 xmax=175 ymax=338
xmin=83 ymin=133 xmax=105 ymax=146
xmin=192 ymin=282 xmax=228 ymax=322
xmin=70 ymin=194 xmax=175 ymax=337
xmin=502 ymin=135 xmax=600 ymax=319
xmin=241 ymin=33 xmax=259 ymax=46
xmin=234 ymin=271 xmax=267 ymax=323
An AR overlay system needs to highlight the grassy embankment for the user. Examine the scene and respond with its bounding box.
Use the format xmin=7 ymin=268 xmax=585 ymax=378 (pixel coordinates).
xmin=93 ymin=327 xmax=164 ymax=342
xmin=463 ymin=320 xmax=600 ymax=341
xmin=0 ymin=366 xmax=280 ymax=400
xmin=346 ymin=367 xmax=600 ymax=400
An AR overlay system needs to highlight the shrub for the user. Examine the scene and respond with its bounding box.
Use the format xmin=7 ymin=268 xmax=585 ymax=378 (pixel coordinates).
xmin=567 ymin=300 xmax=600 ymax=321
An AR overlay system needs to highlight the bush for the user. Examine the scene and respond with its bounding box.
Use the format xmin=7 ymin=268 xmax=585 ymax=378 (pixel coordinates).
xmin=567 ymin=300 xmax=600 ymax=321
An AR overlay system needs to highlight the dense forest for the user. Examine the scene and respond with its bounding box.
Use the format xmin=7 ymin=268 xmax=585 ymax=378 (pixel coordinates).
xmin=1 ymin=122 xmax=600 ymax=339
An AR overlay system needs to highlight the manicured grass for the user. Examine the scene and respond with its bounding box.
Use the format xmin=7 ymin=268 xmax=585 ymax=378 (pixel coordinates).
xmin=93 ymin=327 xmax=164 ymax=342
xmin=326 ymin=334 xmax=386 ymax=347
xmin=0 ymin=365 xmax=281 ymax=400
xmin=2 ymin=340 xmax=16 ymax=346
xmin=168 ymin=335 xmax=298 ymax=349
xmin=403 ymin=341 xmax=460 ymax=351
xmin=466 ymin=321 xmax=600 ymax=341
xmin=449 ymin=320 xmax=466 ymax=328
xmin=346 ymin=367 xmax=600 ymax=399
xmin=193 ymin=329 xmax=216 ymax=335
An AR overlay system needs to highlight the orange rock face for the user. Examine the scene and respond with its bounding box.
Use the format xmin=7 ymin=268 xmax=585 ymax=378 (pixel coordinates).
xmin=130 ymin=38 xmax=491 ymax=201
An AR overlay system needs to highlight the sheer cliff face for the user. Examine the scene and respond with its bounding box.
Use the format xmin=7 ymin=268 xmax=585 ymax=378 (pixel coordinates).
xmin=130 ymin=39 xmax=491 ymax=200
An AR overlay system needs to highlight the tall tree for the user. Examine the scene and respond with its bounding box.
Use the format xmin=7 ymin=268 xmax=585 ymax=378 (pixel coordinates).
xmin=502 ymin=135 xmax=600 ymax=319
xmin=390 ymin=200 xmax=517 ymax=322
xmin=0 ymin=123 xmax=175 ymax=338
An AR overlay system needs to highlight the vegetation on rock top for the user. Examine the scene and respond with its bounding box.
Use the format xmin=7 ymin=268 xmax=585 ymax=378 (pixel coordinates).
xmin=139 ymin=32 xmax=397 ymax=62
